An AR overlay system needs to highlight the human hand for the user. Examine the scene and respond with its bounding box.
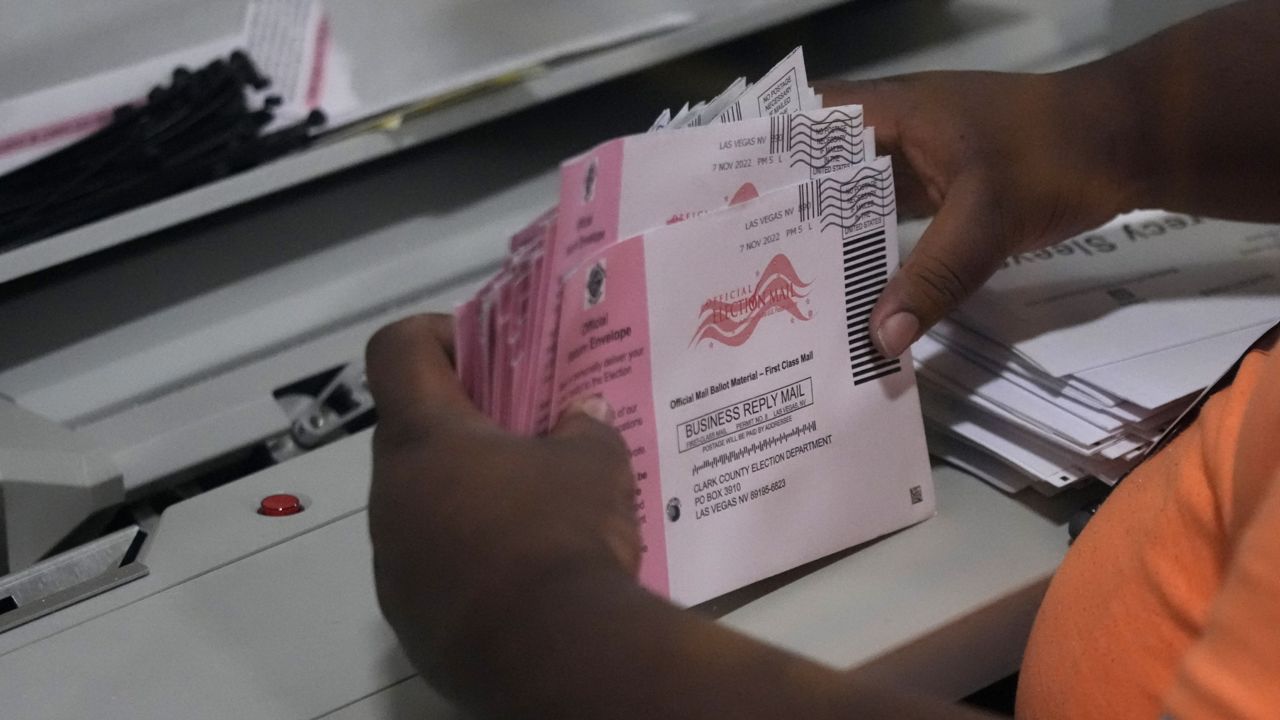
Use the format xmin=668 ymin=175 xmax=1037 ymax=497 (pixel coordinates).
xmin=364 ymin=314 xmax=641 ymax=697
xmin=815 ymin=70 xmax=1141 ymax=356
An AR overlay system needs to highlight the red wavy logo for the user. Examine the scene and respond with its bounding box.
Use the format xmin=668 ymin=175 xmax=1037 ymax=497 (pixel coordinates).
xmin=728 ymin=182 xmax=759 ymax=206
xmin=692 ymin=254 xmax=812 ymax=347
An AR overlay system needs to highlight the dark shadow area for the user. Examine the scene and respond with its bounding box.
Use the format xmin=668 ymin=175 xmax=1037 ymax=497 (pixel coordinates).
xmin=963 ymin=672 xmax=1018 ymax=716
xmin=1008 ymin=479 xmax=1110 ymax=526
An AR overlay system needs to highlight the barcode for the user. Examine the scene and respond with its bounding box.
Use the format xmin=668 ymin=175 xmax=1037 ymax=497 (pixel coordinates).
xmin=769 ymin=114 xmax=790 ymax=154
xmin=843 ymin=228 xmax=901 ymax=385
xmin=719 ymin=102 xmax=743 ymax=123
xmin=797 ymin=179 xmax=817 ymax=222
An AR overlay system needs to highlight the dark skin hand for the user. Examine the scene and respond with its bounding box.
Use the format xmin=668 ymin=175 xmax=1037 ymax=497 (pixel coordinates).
xmin=367 ymin=314 xmax=990 ymax=719
xmin=818 ymin=0 xmax=1280 ymax=357
xmin=367 ymin=315 xmax=641 ymax=704
xmin=816 ymin=70 xmax=1143 ymax=357
xmin=369 ymin=2 xmax=1280 ymax=717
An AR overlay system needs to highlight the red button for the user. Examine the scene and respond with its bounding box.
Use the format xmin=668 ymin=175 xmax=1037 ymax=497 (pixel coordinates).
xmin=259 ymin=494 xmax=304 ymax=516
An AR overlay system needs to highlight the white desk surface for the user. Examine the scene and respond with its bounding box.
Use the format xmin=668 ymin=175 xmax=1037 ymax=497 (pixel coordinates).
xmin=0 ymin=427 xmax=1098 ymax=719
xmin=0 ymin=1 xmax=1120 ymax=716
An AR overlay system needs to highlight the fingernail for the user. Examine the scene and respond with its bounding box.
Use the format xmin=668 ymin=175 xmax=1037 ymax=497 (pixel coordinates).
xmin=876 ymin=312 xmax=919 ymax=358
xmin=571 ymin=396 xmax=615 ymax=424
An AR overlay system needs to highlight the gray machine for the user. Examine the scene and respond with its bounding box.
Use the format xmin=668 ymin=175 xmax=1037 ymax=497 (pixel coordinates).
xmin=0 ymin=1 xmax=1195 ymax=717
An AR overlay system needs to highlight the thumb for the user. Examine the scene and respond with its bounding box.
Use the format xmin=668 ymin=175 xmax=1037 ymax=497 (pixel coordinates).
xmin=550 ymin=395 xmax=618 ymax=441
xmin=869 ymin=180 xmax=1003 ymax=357
xmin=548 ymin=395 xmax=640 ymax=576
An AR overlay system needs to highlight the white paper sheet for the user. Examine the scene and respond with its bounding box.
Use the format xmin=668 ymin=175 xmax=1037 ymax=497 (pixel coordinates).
xmin=914 ymin=334 xmax=1128 ymax=434
xmin=917 ymin=360 xmax=1117 ymax=449
xmin=921 ymin=381 xmax=1131 ymax=488
xmin=1074 ymin=320 xmax=1278 ymax=409
xmin=957 ymin=212 xmax=1280 ymax=377
xmin=930 ymin=319 xmax=1122 ymax=409
xmin=925 ymin=427 xmax=1032 ymax=494
xmin=712 ymin=47 xmax=810 ymax=124
xmin=920 ymin=382 xmax=1089 ymax=488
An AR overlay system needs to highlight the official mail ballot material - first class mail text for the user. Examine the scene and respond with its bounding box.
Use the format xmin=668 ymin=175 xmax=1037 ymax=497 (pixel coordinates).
xmin=453 ymin=50 xmax=935 ymax=605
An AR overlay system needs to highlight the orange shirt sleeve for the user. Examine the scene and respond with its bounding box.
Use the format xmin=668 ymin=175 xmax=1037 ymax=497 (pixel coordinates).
xmin=1018 ymin=343 xmax=1280 ymax=720
xmin=1162 ymin=375 xmax=1280 ymax=719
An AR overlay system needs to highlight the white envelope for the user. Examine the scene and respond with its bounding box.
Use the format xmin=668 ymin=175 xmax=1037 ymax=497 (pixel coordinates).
xmin=957 ymin=212 xmax=1280 ymax=377
xmin=1074 ymin=320 xmax=1277 ymax=409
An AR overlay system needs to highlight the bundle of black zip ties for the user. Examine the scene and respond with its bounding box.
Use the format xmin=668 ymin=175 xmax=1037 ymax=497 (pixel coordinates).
xmin=0 ymin=50 xmax=326 ymax=252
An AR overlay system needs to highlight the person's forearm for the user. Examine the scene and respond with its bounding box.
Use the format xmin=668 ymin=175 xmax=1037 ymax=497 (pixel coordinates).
xmin=444 ymin=565 xmax=992 ymax=720
xmin=1061 ymin=0 xmax=1280 ymax=222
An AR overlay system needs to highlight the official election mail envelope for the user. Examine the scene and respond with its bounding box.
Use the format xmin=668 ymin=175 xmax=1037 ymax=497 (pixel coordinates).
xmin=524 ymin=105 xmax=873 ymax=432
xmin=551 ymin=159 xmax=934 ymax=605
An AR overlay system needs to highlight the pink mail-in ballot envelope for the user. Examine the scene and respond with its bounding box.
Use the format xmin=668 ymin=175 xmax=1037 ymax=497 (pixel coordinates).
xmin=527 ymin=105 xmax=874 ymax=432
xmin=551 ymin=157 xmax=934 ymax=605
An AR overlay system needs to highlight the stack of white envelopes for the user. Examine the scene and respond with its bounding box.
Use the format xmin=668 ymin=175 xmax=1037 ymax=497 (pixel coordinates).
xmin=915 ymin=210 xmax=1280 ymax=494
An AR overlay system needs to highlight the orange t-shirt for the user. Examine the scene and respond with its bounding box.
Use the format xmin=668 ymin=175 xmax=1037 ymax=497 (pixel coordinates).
xmin=1017 ymin=339 xmax=1280 ymax=719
